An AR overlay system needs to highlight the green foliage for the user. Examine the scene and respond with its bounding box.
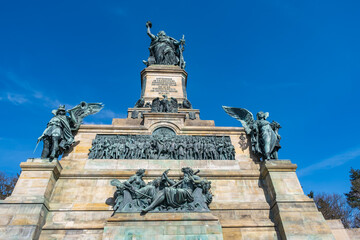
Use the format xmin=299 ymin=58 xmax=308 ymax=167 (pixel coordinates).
xmin=307 ymin=191 xmax=314 ymax=198
xmin=0 ymin=171 xmax=19 ymax=200
xmin=345 ymin=168 xmax=360 ymax=210
xmin=311 ymin=168 xmax=360 ymax=228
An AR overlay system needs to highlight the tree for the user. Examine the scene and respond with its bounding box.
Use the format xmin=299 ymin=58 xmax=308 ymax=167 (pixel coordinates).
xmin=0 ymin=171 xmax=19 ymax=200
xmin=309 ymin=192 xmax=353 ymax=228
xmin=346 ymin=168 xmax=360 ymax=210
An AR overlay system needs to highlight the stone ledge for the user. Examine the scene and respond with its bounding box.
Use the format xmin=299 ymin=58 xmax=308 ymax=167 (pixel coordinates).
xmin=78 ymin=125 xmax=148 ymax=131
xmin=47 ymin=202 xmax=270 ymax=211
xmin=41 ymin=221 xmax=276 ymax=230
xmin=0 ymin=197 xmax=50 ymax=211
xmin=143 ymin=112 xmax=187 ymax=119
xmin=210 ymin=202 xmax=270 ymax=210
xmin=108 ymin=212 xmax=218 ymax=222
xmin=42 ymin=225 xmax=105 ymax=230
xmin=127 ymin=108 xmax=200 ymax=113
xmin=20 ymin=159 xmax=62 ymax=180
xmin=260 ymin=160 xmax=297 ymax=178
xmin=220 ymin=220 xmax=275 ymax=228
xmin=111 ymin=118 xmax=143 ymax=126
xmin=269 ymin=199 xmax=317 ymax=211
xmin=76 ymin=124 xmax=244 ymax=134
xmin=49 ymin=203 xmax=111 ymax=211
xmin=58 ymin=169 xmax=260 ymax=179
xmin=141 ymin=64 xmax=188 ymax=75
xmin=184 ymin=119 xmax=215 ymax=126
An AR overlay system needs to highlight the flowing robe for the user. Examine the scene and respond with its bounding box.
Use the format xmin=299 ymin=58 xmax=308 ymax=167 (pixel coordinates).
xmin=163 ymin=176 xmax=198 ymax=208
xmin=253 ymin=120 xmax=277 ymax=157
xmin=149 ymin=36 xmax=179 ymax=65
xmin=41 ymin=115 xmax=74 ymax=149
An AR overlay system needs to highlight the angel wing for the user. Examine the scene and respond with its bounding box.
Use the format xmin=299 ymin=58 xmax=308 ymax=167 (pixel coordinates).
xmin=222 ymin=106 xmax=254 ymax=134
xmin=134 ymin=98 xmax=145 ymax=108
xmin=68 ymin=101 xmax=104 ymax=130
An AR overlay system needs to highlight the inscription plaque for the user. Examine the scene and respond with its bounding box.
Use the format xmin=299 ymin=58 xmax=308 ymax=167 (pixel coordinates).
xmin=150 ymin=77 xmax=178 ymax=94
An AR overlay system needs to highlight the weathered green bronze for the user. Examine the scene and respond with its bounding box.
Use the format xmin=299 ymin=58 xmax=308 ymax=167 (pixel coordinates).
xmin=38 ymin=101 xmax=103 ymax=160
xmin=88 ymin=132 xmax=235 ymax=160
xmin=106 ymin=168 xmax=212 ymax=215
xmin=223 ymin=106 xmax=281 ymax=160
xmin=151 ymin=95 xmax=178 ymax=113
xmin=143 ymin=21 xmax=186 ymax=69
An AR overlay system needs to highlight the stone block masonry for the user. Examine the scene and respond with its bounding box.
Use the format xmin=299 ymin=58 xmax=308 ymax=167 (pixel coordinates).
xmin=0 ymin=65 xmax=339 ymax=239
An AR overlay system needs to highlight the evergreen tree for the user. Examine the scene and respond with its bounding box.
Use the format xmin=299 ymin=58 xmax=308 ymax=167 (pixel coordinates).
xmin=345 ymin=168 xmax=360 ymax=210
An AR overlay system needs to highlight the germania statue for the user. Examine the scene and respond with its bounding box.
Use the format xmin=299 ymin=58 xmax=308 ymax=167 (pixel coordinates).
xmin=143 ymin=21 xmax=186 ymax=69
xmin=222 ymin=106 xmax=282 ymax=160
xmin=37 ymin=101 xmax=103 ymax=160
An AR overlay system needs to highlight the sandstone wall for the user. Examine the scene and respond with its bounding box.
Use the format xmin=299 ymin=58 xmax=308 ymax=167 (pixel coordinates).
xmin=0 ymin=114 xmax=338 ymax=239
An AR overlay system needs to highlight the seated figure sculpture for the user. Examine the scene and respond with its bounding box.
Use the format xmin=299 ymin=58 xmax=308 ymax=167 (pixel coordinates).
xmin=107 ymin=167 xmax=212 ymax=215
xmin=143 ymin=21 xmax=186 ymax=69
xmin=141 ymin=167 xmax=197 ymax=213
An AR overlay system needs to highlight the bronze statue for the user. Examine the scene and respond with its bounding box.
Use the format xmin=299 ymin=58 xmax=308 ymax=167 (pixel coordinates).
xmin=134 ymin=98 xmax=145 ymax=108
xmin=141 ymin=168 xmax=204 ymax=214
xmin=143 ymin=21 xmax=186 ymax=69
xmin=88 ymin=133 xmax=235 ymax=160
xmin=151 ymin=95 xmax=178 ymax=113
xmin=107 ymin=168 xmax=212 ymax=215
xmin=222 ymin=106 xmax=281 ymax=160
xmin=38 ymin=101 xmax=103 ymax=160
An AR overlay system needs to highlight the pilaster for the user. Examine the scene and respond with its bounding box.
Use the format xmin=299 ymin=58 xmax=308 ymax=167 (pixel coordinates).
xmin=0 ymin=158 xmax=62 ymax=240
xmin=260 ymin=160 xmax=335 ymax=240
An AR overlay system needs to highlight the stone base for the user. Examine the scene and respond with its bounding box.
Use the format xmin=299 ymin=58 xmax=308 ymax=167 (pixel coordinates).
xmin=0 ymin=158 xmax=62 ymax=240
xmin=103 ymin=212 xmax=223 ymax=240
xmin=260 ymin=160 xmax=336 ymax=240
xmin=140 ymin=65 xmax=188 ymax=104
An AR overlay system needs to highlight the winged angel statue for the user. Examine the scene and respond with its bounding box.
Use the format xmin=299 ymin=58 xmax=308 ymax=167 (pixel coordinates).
xmin=37 ymin=101 xmax=104 ymax=160
xmin=222 ymin=106 xmax=281 ymax=160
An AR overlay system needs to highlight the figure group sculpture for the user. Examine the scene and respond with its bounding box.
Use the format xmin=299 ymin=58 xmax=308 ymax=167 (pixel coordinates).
xmin=88 ymin=134 xmax=235 ymax=160
xmin=106 ymin=168 xmax=212 ymax=214
xmin=132 ymin=97 xmax=194 ymax=119
xmin=134 ymin=97 xmax=192 ymax=110
xmin=37 ymin=102 xmax=103 ymax=160
xmin=223 ymin=106 xmax=281 ymax=161
xmin=143 ymin=21 xmax=186 ymax=69
xmin=151 ymin=95 xmax=178 ymax=113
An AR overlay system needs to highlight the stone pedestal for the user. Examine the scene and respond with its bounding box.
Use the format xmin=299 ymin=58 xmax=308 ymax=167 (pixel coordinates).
xmin=103 ymin=212 xmax=223 ymax=240
xmin=327 ymin=220 xmax=352 ymax=240
xmin=260 ymin=160 xmax=335 ymax=240
xmin=142 ymin=112 xmax=187 ymax=132
xmin=140 ymin=65 xmax=188 ymax=104
xmin=127 ymin=108 xmax=201 ymax=121
xmin=0 ymin=158 xmax=62 ymax=240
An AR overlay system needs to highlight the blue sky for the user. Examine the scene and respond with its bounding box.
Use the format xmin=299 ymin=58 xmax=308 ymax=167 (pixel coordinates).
xmin=0 ymin=0 xmax=359 ymax=195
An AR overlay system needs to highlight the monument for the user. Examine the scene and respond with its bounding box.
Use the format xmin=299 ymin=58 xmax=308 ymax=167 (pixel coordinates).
xmin=0 ymin=22 xmax=342 ymax=239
